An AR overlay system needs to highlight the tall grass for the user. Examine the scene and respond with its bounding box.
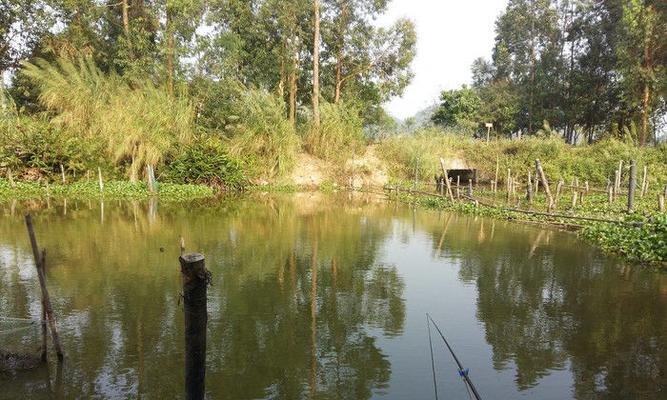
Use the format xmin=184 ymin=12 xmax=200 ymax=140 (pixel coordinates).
xmin=22 ymin=57 xmax=194 ymax=180
xmin=377 ymin=128 xmax=667 ymax=187
xmin=226 ymin=88 xmax=300 ymax=179
xmin=305 ymin=100 xmax=365 ymax=162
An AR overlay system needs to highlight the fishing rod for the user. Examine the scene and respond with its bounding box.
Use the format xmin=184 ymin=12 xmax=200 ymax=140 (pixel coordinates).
xmin=426 ymin=313 xmax=482 ymax=400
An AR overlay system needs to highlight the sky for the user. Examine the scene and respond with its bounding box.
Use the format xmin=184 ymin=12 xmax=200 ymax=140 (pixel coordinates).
xmin=379 ymin=0 xmax=508 ymax=120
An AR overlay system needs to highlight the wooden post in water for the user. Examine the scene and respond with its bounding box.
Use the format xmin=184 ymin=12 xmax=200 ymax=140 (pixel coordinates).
xmin=535 ymin=160 xmax=554 ymax=211
xmin=25 ymin=214 xmax=64 ymax=361
xmin=628 ymin=160 xmax=637 ymax=213
xmin=180 ymin=253 xmax=208 ymax=400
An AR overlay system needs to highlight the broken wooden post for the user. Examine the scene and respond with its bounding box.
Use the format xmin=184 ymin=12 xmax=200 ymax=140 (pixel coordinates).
xmin=468 ymin=178 xmax=473 ymax=197
xmin=571 ymin=190 xmax=578 ymax=209
xmin=608 ymin=186 xmax=613 ymax=206
xmin=535 ymin=160 xmax=554 ymax=211
xmin=659 ymin=194 xmax=665 ymax=213
xmin=25 ymin=214 xmax=64 ymax=361
xmin=180 ymin=253 xmax=209 ymax=400
xmin=439 ymin=158 xmax=454 ymax=202
xmin=628 ymin=160 xmax=637 ymax=213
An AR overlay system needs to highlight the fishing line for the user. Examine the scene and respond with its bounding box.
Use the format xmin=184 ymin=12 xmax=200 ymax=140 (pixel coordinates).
xmin=426 ymin=315 xmax=439 ymax=400
xmin=426 ymin=313 xmax=482 ymax=400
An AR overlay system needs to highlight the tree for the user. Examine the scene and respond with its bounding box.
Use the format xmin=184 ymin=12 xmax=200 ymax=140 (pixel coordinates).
xmin=431 ymin=86 xmax=482 ymax=132
xmin=617 ymin=0 xmax=667 ymax=146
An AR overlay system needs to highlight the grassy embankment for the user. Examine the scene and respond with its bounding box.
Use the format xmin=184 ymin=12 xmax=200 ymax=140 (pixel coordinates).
xmin=375 ymin=131 xmax=667 ymax=265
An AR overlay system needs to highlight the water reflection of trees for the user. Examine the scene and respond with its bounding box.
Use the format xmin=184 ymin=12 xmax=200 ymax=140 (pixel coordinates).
xmin=421 ymin=213 xmax=667 ymax=399
xmin=0 ymin=193 xmax=405 ymax=399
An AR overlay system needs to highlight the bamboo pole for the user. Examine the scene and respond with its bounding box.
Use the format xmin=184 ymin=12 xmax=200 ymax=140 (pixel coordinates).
xmin=640 ymin=166 xmax=647 ymax=198
xmin=628 ymin=160 xmax=637 ymax=213
xmin=535 ymin=159 xmax=554 ymax=211
xmin=180 ymin=253 xmax=208 ymax=400
xmin=25 ymin=214 xmax=64 ymax=361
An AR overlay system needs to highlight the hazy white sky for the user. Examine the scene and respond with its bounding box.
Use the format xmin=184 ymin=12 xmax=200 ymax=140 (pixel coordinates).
xmin=379 ymin=0 xmax=508 ymax=119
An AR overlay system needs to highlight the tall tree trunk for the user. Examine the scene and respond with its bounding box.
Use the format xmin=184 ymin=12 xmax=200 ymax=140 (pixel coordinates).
xmin=165 ymin=3 xmax=175 ymax=97
xmin=312 ymin=0 xmax=321 ymax=129
xmin=334 ymin=50 xmax=342 ymax=103
xmin=640 ymin=82 xmax=650 ymax=146
xmin=289 ymin=31 xmax=298 ymax=126
xmin=122 ymin=0 xmax=130 ymax=35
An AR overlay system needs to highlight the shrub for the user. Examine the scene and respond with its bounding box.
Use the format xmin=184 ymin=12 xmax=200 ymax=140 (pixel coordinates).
xmin=164 ymin=137 xmax=245 ymax=190
xmin=305 ymin=100 xmax=365 ymax=162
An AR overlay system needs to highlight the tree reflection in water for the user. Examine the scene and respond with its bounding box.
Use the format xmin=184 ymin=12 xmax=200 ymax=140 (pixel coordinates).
xmin=422 ymin=214 xmax=667 ymax=399
xmin=0 ymin=194 xmax=405 ymax=399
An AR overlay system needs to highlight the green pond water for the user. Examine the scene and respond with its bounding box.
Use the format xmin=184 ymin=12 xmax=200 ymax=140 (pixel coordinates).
xmin=1 ymin=193 xmax=666 ymax=399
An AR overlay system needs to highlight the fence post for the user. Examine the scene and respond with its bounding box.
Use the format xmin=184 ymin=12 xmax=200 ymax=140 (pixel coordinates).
xmin=180 ymin=253 xmax=209 ymax=400
xmin=628 ymin=160 xmax=637 ymax=213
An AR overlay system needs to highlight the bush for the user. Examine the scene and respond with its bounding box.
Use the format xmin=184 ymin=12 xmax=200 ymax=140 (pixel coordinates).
xmin=0 ymin=114 xmax=105 ymax=180
xmin=305 ymin=101 xmax=365 ymax=162
xmin=164 ymin=137 xmax=245 ymax=190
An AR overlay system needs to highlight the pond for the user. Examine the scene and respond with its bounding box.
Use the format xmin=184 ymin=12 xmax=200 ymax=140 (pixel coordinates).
xmin=1 ymin=193 xmax=666 ymax=399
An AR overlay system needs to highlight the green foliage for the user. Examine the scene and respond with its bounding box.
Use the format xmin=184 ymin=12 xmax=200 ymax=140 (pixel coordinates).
xmin=305 ymin=101 xmax=365 ymax=162
xmin=226 ymin=88 xmax=300 ymax=179
xmin=0 ymin=114 xmax=104 ymax=179
xmin=581 ymin=215 xmax=667 ymax=263
xmin=0 ymin=179 xmax=214 ymax=201
xmin=164 ymin=137 xmax=245 ymax=190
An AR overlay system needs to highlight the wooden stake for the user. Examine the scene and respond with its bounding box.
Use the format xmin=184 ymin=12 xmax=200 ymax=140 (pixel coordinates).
xmin=25 ymin=214 xmax=64 ymax=361
xmin=555 ymin=178 xmax=564 ymax=206
xmin=180 ymin=253 xmax=208 ymax=400
xmin=659 ymin=194 xmax=665 ymax=213
xmin=60 ymin=164 xmax=66 ymax=184
xmin=439 ymin=158 xmax=454 ymax=202
xmin=535 ymin=159 xmax=554 ymax=211
xmin=608 ymin=186 xmax=613 ymax=206
xmin=628 ymin=160 xmax=637 ymax=213
xmin=468 ymin=178 xmax=473 ymax=197
xmin=494 ymin=156 xmax=499 ymax=193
